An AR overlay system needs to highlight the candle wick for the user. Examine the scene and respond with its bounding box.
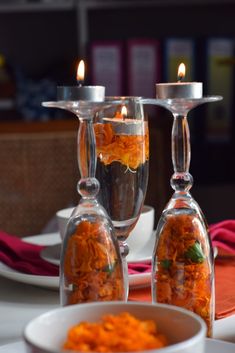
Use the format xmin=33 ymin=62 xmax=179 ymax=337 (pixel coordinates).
xmin=177 ymin=74 xmax=183 ymax=83
xmin=77 ymin=80 xmax=83 ymax=87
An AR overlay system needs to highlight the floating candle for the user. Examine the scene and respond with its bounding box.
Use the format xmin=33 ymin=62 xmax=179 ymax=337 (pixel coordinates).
xmin=103 ymin=105 xmax=146 ymax=135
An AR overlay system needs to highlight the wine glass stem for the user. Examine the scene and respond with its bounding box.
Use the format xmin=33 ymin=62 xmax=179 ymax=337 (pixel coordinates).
xmin=118 ymin=240 xmax=129 ymax=301
xmin=171 ymin=113 xmax=193 ymax=193
xmin=172 ymin=113 xmax=190 ymax=174
xmin=78 ymin=117 xmax=96 ymax=179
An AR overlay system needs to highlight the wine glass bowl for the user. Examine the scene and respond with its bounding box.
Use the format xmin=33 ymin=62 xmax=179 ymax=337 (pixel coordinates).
xmin=94 ymin=97 xmax=149 ymax=242
xmin=94 ymin=97 xmax=149 ymax=297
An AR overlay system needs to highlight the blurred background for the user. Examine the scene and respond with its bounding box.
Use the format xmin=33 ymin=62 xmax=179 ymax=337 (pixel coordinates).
xmin=0 ymin=0 xmax=234 ymax=236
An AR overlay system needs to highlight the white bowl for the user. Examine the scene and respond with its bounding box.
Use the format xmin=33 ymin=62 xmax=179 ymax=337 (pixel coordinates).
xmin=56 ymin=206 xmax=74 ymax=241
xmin=24 ymin=302 xmax=206 ymax=353
xmin=56 ymin=205 xmax=154 ymax=256
xmin=127 ymin=205 xmax=154 ymax=255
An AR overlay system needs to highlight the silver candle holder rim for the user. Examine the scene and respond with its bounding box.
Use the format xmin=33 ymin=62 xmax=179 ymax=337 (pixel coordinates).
xmin=42 ymin=96 xmax=144 ymax=109
xmin=141 ymin=95 xmax=223 ymax=114
xmin=141 ymin=95 xmax=223 ymax=105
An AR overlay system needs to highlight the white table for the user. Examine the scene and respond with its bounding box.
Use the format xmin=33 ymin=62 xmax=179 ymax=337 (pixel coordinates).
xmin=0 ymin=273 xmax=235 ymax=346
xmin=0 ymin=276 xmax=59 ymax=345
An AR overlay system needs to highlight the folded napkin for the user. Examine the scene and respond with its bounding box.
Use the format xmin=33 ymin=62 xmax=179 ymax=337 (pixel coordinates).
xmin=209 ymin=220 xmax=235 ymax=254
xmin=128 ymin=262 xmax=151 ymax=275
xmin=129 ymin=220 xmax=235 ymax=319
xmin=1 ymin=218 xmax=235 ymax=280
xmin=0 ymin=230 xmax=150 ymax=277
xmin=128 ymin=219 xmax=235 ymax=275
xmin=129 ymin=287 xmax=151 ymax=302
xmin=215 ymin=255 xmax=235 ymax=319
xmin=129 ymin=256 xmax=235 ymax=320
xmin=0 ymin=231 xmax=59 ymax=276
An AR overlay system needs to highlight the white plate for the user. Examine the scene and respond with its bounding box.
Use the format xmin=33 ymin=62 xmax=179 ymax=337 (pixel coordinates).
xmin=40 ymin=232 xmax=217 ymax=266
xmin=0 ymin=232 xmax=151 ymax=290
xmin=0 ymin=338 xmax=235 ymax=353
xmin=0 ymin=261 xmax=150 ymax=290
xmin=40 ymin=243 xmax=61 ymax=266
xmin=0 ymin=232 xmax=217 ymax=291
xmin=40 ymin=232 xmax=155 ymax=266
xmin=0 ymin=262 xmax=59 ymax=289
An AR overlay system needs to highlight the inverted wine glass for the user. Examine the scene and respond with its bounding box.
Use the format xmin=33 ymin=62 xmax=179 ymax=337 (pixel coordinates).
xmin=143 ymin=95 xmax=222 ymax=336
xmin=43 ymin=88 xmax=125 ymax=305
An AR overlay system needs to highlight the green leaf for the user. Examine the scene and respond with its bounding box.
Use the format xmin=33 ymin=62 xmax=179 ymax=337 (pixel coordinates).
xmin=160 ymin=259 xmax=172 ymax=269
xmin=103 ymin=262 xmax=116 ymax=274
xmin=185 ymin=241 xmax=205 ymax=263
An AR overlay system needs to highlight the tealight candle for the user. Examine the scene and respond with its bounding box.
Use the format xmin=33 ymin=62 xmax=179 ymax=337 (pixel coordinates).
xmin=57 ymin=60 xmax=105 ymax=102
xmin=156 ymin=63 xmax=202 ymax=99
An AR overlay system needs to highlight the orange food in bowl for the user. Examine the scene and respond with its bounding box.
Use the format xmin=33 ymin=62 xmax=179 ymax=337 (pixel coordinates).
xmin=63 ymin=312 xmax=167 ymax=352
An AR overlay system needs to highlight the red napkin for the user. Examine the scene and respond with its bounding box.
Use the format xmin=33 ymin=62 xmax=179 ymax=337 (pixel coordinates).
xmin=215 ymin=255 xmax=235 ymax=319
xmin=129 ymin=256 xmax=235 ymax=320
xmin=1 ymin=219 xmax=235 ymax=280
xmin=128 ymin=262 xmax=151 ymax=275
xmin=209 ymin=220 xmax=235 ymax=254
xmin=128 ymin=220 xmax=235 ymax=275
xmin=0 ymin=230 xmax=150 ymax=277
xmin=0 ymin=231 xmax=59 ymax=276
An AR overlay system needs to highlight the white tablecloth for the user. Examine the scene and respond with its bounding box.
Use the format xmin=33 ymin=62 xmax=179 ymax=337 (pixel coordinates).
xmin=0 ymin=233 xmax=235 ymax=353
xmin=0 ymin=273 xmax=235 ymax=346
xmin=0 ymin=276 xmax=59 ymax=345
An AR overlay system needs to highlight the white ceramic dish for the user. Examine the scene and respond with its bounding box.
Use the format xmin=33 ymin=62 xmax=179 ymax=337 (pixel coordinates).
xmin=56 ymin=205 xmax=155 ymax=254
xmin=1 ymin=339 xmax=235 ymax=353
xmin=0 ymin=261 xmax=151 ymax=290
xmin=0 ymin=262 xmax=59 ymax=289
xmin=40 ymin=231 xmax=155 ymax=266
xmin=0 ymin=232 xmax=152 ymax=289
xmin=40 ymin=232 xmax=217 ymax=265
xmin=40 ymin=243 xmax=61 ymax=266
xmin=0 ymin=233 xmax=217 ymax=290
xmin=24 ymin=301 xmax=206 ymax=353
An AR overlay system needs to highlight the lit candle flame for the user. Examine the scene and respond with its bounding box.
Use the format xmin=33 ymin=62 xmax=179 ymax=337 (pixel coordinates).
xmin=177 ymin=63 xmax=186 ymax=82
xmin=121 ymin=105 xmax=127 ymax=120
xmin=77 ymin=60 xmax=85 ymax=85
